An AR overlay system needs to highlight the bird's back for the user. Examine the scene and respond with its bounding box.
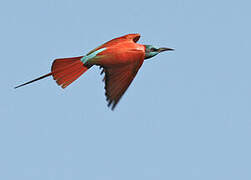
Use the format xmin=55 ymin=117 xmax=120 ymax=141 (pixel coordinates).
xmin=87 ymin=34 xmax=142 ymax=55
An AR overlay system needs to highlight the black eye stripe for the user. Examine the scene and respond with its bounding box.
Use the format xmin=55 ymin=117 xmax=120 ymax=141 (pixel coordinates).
xmin=151 ymin=48 xmax=158 ymax=51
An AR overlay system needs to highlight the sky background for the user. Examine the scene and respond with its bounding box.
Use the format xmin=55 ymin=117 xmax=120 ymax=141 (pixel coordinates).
xmin=1 ymin=0 xmax=251 ymax=179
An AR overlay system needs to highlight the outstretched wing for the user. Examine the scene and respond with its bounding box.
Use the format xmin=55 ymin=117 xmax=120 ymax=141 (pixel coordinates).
xmin=101 ymin=51 xmax=144 ymax=110
xmin=87 ymin=33 xmax=141 ymax=55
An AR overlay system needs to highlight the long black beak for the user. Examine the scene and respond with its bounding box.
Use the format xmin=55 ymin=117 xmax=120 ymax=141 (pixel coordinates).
xmin=158 ymin=47 xmax=174 ymax=52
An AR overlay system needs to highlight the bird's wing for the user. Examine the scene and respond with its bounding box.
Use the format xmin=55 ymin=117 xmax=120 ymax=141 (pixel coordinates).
xmin=87 ymin=33 xmax=141 ymax=55
xmin=100 ymin=50 xmax=144 ymax=110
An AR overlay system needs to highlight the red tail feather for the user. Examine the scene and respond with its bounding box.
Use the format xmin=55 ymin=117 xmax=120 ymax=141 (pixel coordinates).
xmin=51 ymin=56 xmax=89 ymax=88
xmin=14 ymin=56 xmax=89 ymax=89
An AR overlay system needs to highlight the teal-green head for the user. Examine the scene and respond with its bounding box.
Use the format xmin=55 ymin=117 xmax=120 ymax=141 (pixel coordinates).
xmin=144 ymin=45 xmax=174 ymax=59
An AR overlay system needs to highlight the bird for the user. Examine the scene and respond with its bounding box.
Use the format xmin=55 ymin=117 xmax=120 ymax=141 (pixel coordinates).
xmin=15 ymin=33 xmax=174 ymax=110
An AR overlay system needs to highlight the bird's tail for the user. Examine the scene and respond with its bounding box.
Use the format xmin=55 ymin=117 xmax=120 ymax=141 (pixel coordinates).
xmin=51 ymin=56 xmax=89 ymax=88
xmin=15 ymin=56 xmax=89 ymax=89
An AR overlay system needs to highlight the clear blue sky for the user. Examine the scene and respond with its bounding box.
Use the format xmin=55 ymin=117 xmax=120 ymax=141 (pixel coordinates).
xmin=1 ymin=0 xmax=251 ymax=179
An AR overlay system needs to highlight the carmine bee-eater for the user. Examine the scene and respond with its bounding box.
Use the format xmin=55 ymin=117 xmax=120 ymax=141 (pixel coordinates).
xmin=15 ymin=34 xmax=174 ymax=110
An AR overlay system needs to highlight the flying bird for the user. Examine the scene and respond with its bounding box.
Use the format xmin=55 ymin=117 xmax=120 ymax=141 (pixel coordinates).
xmin=15 ymin=34 xmax=174 ymax=110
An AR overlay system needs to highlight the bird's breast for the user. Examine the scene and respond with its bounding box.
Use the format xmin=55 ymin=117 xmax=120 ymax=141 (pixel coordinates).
xmin=95 ymin=43 xmax=145 ymax=67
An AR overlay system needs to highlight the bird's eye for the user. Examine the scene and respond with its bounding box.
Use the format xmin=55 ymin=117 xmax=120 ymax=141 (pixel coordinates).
xmin=151 ymin=48 xmax=158 ymax=51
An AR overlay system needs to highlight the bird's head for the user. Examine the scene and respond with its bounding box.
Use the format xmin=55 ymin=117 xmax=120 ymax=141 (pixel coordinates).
xmin=144 ymin=45 xmax=174 ymax=59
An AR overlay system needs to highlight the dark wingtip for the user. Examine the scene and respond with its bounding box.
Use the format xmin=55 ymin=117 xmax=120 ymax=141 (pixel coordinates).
xmin=106 ymin=99 xmax=117 ymax=111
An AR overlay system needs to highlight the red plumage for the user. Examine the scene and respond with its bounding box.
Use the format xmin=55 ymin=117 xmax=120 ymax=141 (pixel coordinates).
xmin=51 ymin=56 xmax=88 ymax=88
xmin=15 ymin=33 xmax=173 ymax=110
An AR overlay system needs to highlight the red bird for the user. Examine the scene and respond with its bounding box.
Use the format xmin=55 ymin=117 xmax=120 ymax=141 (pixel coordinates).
xmin=15 ymin=34 xmax=174 ymax=110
